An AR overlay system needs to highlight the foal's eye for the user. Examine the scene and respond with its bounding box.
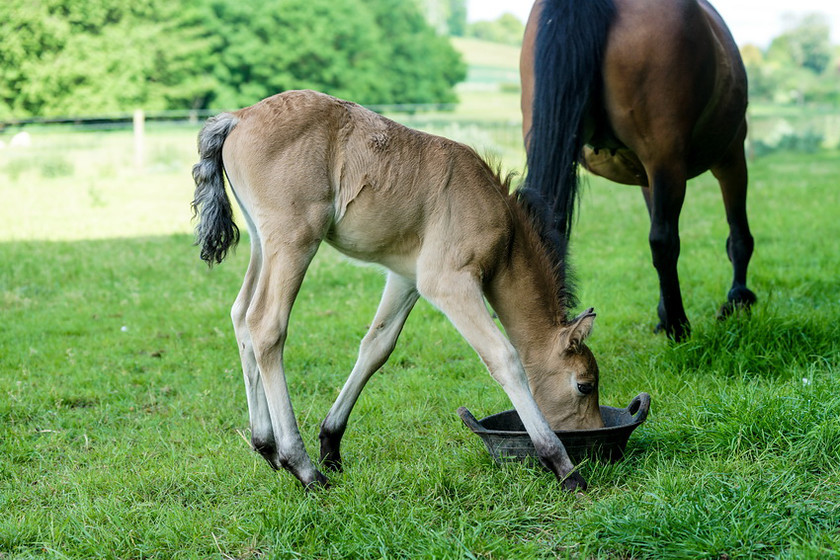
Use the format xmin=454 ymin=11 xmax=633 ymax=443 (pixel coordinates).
xmin=577 ymin=382 xmax=594 ymax=395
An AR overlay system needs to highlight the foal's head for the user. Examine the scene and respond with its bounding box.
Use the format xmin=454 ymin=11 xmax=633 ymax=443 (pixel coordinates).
xmin=528 ymin=308 xmax=603 ymax=430
xmin=511 ymin=186 xmax=604 ymax=430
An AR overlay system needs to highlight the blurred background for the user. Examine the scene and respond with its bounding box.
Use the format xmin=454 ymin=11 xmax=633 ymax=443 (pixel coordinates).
xmin=1 ymin=0 xmax=838 ymax=240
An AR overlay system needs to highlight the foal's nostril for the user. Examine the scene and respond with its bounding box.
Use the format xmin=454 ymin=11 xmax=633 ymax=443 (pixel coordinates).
xmin=577 ymin=382 xmax=594 ymax=395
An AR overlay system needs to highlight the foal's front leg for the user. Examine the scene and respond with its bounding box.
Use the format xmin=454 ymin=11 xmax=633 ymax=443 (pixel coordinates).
xmin=319 ymin=272 xmax=419 ymax=471
xmin=418 ymin=270 xmax=585 ymax=491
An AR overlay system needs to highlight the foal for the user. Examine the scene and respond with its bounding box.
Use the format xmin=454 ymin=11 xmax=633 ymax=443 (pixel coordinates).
xmin=192 ymin=90 xmax=603 ymax=491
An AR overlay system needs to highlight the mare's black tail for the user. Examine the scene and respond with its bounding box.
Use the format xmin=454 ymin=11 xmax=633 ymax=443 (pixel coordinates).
xmin=522 ymin=0 xmax=616 ymax=241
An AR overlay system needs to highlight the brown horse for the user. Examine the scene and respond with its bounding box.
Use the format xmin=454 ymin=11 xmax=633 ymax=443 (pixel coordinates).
xmin=520 ymin=0 xmax=756 ymax=341
xmin=191 ymin=90 xmax=604 ymax=491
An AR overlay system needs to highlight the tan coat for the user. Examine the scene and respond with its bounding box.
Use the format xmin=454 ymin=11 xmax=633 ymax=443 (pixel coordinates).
xmin=192 ymin=90 xmax=602 ymax=491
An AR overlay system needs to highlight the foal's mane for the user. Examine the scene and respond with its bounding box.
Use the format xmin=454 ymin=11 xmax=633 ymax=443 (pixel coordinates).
xmin=480 ymin=156 xmax=578 ymax=321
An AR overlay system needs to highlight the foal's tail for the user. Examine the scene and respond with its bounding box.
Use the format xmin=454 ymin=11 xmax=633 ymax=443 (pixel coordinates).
xmin=191 ymin=113 xmax=240 ymax=266
xmin=523 ymin=0 xmax=616 ymax=240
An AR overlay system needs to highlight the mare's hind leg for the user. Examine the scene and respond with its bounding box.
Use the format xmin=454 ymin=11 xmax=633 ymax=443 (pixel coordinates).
xmin=711 ymin=127 xmax=756 ymax=317
xmin=246 ymin=232 xmax=330 ymax=489
xmin=319 ymin=272 xmax=419 ymax=471
xmin=642 ymin=162 xmax=690 ymax=341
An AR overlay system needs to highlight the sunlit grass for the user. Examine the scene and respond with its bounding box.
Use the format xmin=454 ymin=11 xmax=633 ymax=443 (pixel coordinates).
xmin=1 ymin=116 xmax=839 ymax=558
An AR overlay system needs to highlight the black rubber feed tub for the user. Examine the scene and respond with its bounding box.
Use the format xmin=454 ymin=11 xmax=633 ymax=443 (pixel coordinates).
xmin=458 ymin=393 xmax=650 ymax=464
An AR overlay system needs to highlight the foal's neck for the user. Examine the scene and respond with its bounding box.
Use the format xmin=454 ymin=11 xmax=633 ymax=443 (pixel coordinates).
xmin=484 ymin=230 xmax=565 ymax=366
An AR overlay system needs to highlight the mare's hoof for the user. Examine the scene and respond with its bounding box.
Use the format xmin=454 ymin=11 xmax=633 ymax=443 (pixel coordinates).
xmin=561 ymin=471 xmax=587 ymax=492
xmin=719 ymin=287 xmax=756 ymax=319
xmin=654 ymin=321 xmax=690 ymax=342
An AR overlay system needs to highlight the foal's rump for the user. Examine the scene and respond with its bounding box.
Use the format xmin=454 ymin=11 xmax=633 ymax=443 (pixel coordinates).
xmin=192 ymin=91 xmax=341 ymax=266
xmin=221 ymin=92 xmax=339 ymax=226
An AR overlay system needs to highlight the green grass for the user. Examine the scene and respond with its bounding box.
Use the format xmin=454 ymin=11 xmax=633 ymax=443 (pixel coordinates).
xmin=1 ymin=116 xmax=840 ymax=558
xmin=451 ymin=37 xmax=521 ymax=95
xmin=451 ymin=38 xmax=520 ymax=75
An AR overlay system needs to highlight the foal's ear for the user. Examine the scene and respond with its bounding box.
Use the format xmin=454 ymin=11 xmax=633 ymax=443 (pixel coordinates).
xmin=561 ymin=308 xmax=596 ymax=353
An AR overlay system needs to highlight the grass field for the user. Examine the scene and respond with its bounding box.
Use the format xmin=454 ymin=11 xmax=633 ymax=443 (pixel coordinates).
xmin=1 ymin=113 xmax=840 ymax=560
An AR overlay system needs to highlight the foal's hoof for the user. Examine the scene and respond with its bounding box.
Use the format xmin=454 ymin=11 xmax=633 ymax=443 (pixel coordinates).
xmin=319 ymin=442 xmax=344 ymax=472
xmin=561 ymin=471 xmax=588 ymax=492
xmin=303 ymin=470 xmax=331 ymax=491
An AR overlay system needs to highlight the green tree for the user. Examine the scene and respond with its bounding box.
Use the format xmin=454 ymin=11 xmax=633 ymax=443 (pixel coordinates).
xmin=417 ymin=0 xmax=466 ymax=36
xmin=742 ymin=13 xmax=839 ymax=105
xmin=0 ymin=0 xmax=211 ymax=118
xmin=194 ymin=0 xmax=391 ymax=108
xmin=448 ymin=0 xmax=467 ymax=37
xmin=0 ymin=0 xmax=465 ymax=118
xmin=741 ymin=44 xmax=779 ymax=101
xmin=364 ymin=0 xmax=466 ymax=104
xmin=467 ymin=13 xmax=524 ymax=46
xmin=766 ymin=13 xmax=832 ymax=74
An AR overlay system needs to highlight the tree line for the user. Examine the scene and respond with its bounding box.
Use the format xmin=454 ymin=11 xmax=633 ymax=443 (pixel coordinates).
xmin=742 ymin=13 xmax=839 ymax=106
xmin=0 ymin=0 xmax=466 ymax=119
xmin=3 ymin=1 xmax=835 ymax=121
xmin=423 ymin=0 xmax=524 ymax=45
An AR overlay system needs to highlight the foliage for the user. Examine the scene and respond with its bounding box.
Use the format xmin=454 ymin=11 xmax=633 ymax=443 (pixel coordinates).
xmin=419 ymin=0 xmax=467 ymax=37
xmin=0 ymin=0 xmax=213 ymax=118
xmin=767 ymin=13 xmax=833 ymax=74
xmin=363 ymin=0 xmax=465 ymax=105
xmin=0 ymin=0 xmax=465 ymax=118
xmin=1 ymin=121 xmax=840 ymax=558
xmin=446 ymin=0 xmax=468 ymax=37
xmin=742 ymin=12 xmax=840 ymax=106
xmin=194 ymin=0 xmax=386 ymax=109
xmin=467 ymin=13 xmax=525 ymax=46
xmin=750 ymin=129 xmax=825 ymax=157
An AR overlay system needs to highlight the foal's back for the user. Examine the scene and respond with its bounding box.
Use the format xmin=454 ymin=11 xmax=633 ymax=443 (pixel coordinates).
xmin=222 ymin=90 xmax=513 ymax=279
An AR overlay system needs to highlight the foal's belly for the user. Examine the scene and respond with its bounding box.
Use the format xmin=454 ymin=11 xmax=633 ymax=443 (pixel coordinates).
xmin=325 ymin=220 xmax=420 ymax=281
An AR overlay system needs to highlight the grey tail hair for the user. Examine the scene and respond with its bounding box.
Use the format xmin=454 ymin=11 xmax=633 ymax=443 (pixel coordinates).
xmin=191 ymin=113 xmax=240 ymax=266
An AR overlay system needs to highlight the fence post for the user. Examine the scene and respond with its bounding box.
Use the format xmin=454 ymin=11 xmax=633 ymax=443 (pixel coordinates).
xmin=133 ymin=109 xmax=145 ymax=169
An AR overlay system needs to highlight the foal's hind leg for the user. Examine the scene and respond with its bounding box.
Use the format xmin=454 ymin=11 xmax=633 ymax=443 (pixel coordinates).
xmin=711 ymin=128 xmax=756 ymax=318
xmin=246 ymin=233 xmax=329 ymax=489
xmin=319 ymin=272 xmax=419 ymax=471
xmin=231 ymin=237 xmax=281 ymax=464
